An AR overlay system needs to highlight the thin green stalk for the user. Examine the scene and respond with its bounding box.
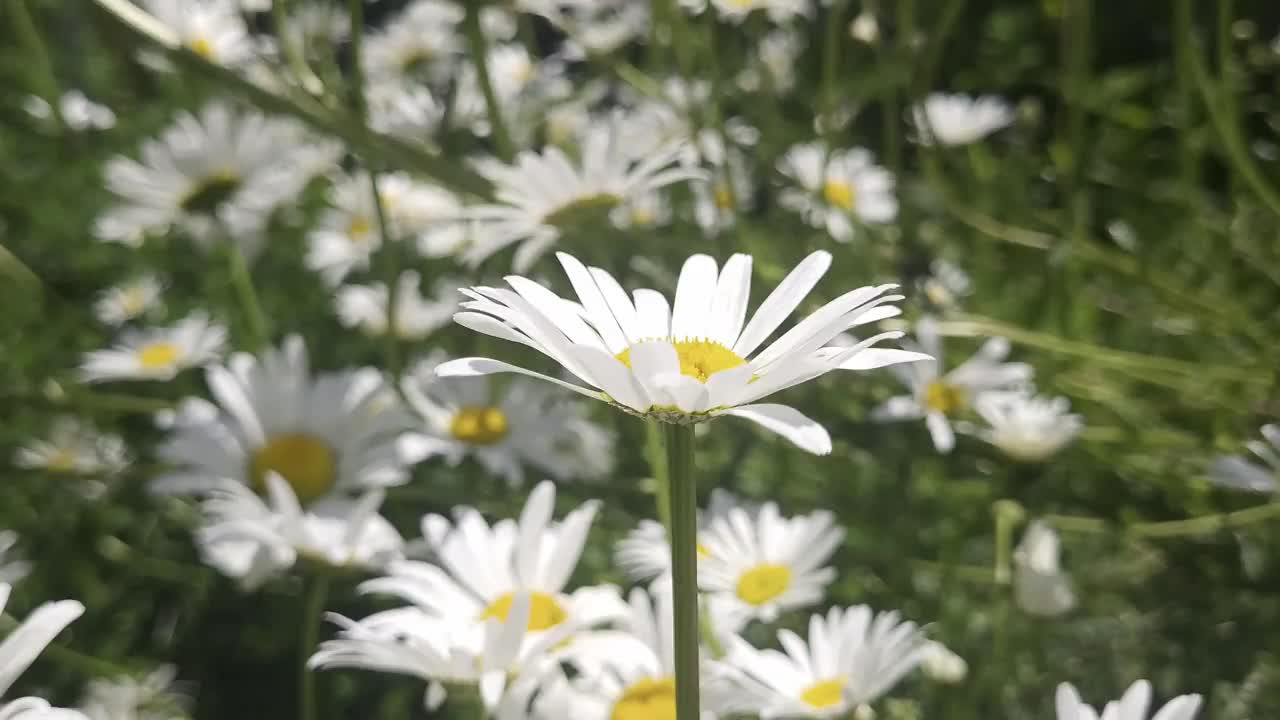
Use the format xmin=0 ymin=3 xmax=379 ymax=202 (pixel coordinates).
xmin=664 ymin=423 xmax=700 ymax=720
xmin=0 ymin=240 xmax=44 ymax=293
xmin=7 ymin=0 xmax=63 ymax=132
xmin=299 ymin=574 xmax=331 ymax=720
xmin=368 ymin=172 xmax=402 ymax=378
xmin=463 ymin=3 xmax=514 ymax=162
xmin=991 ymin=500 xmax=1024 ymax=585
xmin=820 ymin=0 xmax=845 ymax=143
xmin=646 ymin=420 xmax=673 ymax=533
xmin=1046 ymin=501 xmax=1280 ymax=539
xmin=346 ymin=0 xmax=368 ymax=117
xmin=227 ymin=244 xmax=270 ymax=351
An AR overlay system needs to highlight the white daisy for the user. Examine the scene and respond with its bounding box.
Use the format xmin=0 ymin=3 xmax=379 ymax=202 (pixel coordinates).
xmin=698 ymin=501 xmax=843 ymax=628
xmin=918 ymin=641 xmax=967 ymax=684
xmin=871 ymin=316 xmax=1033 ymax=453
xmin=79 ymin=313 xmax=226 ymax=383
xmin=95 ymin=102 xmax=339 ymax=254
xmin=438 ymin=250 xmax=930 ymax=454
xmin=686 ymin=129 xmax=756 ymax=236
xmin=1207 ymin=424 xmax=1280 ymax=494
xmin=78 ymin=665 xmax=188 ymax=720
xmin=153 ymin=335 xmax=413 ymax=504
xmin=969 ymin=391 xmax=1083 ymax=462
xmin=462 ymin=117 xmax=704 ymax=271
xmin=737 ymin=28 xmax=804 ymax=93
xmin=0 ymin=583 xmax=90 ymax=720
xmin=334 ymin=271 xmax=458 ymax=340
xmin=400 ymin=355 xmax=615 ymax=486
xmin=1014 ymin=520 xmax=1076 ymax=617
xmin=551 ymin=1 xmax=650 ymax=59
xmin=365 ymin=81 xmax=442 ymax=141
xmin=362 ymin=0 xmax=464 ymax=88
xmin=681 ymin=0 xmax=812 ymax=24
xmin=24 ymin=91 xmax=116 ymax=132
xmin=1055 ymin=680 xmax=1202 ymax=720
xmin=93 ymin=276 xmax=164 ymax=326
xmin=13 ymin=418 xmax=129 ymax=477
xmin=197 ymin=472 xmax=402 ymax=589
xmin=917 ymin=258 xmax=971 ymax=310
xmin=141 ymin=0 xmax=256 ymax=67
xmin=911 ymin=93 xmax=1015 ymax=146
xmin=452 ymin=44 xmax=542 ymax=138
xmin=706 ymin=605 xmax=928 ymax=718
xmin=848 ymin=11 xmax=880 ymax=44
xmin=609 ymin=191 xmax=673 ymax=230
xmin=0 ymin=534 xmax=30 ymax=587
xmin=778 ymin=142 xmax=898 ymax=243
xmin=614 ymin=489 xmax=751 ymax=585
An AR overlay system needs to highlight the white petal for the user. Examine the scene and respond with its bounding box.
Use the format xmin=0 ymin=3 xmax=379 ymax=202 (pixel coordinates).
xmin=837 ymin=349 xmax=934 ymax=370
xmin=670 ymin=254 xmax=719 ymax=340
xmin=632 ymin=289 xmax=671 ymax=340
xmin=568 ymin=346 xmax=651 ymax=412
xmin=556 ymin=253 xmax=629 ymax=352
xmin=926 ymin=412 xmax=955 ymax=453
xmin=718 ymin=404 xmax=832 ymax=455
xmin=733 ymin=250 xmax=832 ymax=356
xmin=708 ymin=254 xmax=752 ymax=347
xmin=434 ymin=358 xmax=604 ymax=401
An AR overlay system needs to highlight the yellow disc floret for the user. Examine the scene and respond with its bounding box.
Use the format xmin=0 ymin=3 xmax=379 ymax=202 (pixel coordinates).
xmin=449 ymin=406 xmax=509 ymax=445
xmin=735 ymin=563 xmax=792 ymax=606
xmin=616 ymin=339 xmax=748 ymax=384
xmin=800 ymin=678 xmax=846 ymax=709
xmin=610 ymin=676 xmax=676 ymax=720
xmin=478 ymin=591 xmax=567 ymax=632
xmin=924 ymin=380 xmax=966 ymax=415
xmin=136 ymin=341 xmax=179 ymax=369
xmin=249 ymin=433 xmax=337 ymax=504
xmin=823 ymin=179 xmax=856 ymax=211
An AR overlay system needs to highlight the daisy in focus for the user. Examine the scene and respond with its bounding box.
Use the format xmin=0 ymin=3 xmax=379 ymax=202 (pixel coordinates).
xmin=197 ymin=472 xmax=403 ymax=589
xmin=699 ymin=501 xmax=844 ymax=628
xmin=912 ymin=93 xmax=1015 ymax=146
xmin=0 ymin=583 xmax=90 ymax=719
xmin=970 ymin=391 xmax=1083 ymax=462
xmin=872 ymin=316 xmax=1033 ymax=453
xmin=335 ymin=271 xmax=459 ymax=340
xmin=78 ymin=665 xmax=189 ymax=720
xmin=400 ymin=355 xmax=615 ymax=486
xmin=14 ymin=417 xmax=129 ymax=477
xmin=462 ymin=117 xmax=704 ymax=271
xmin=778 ymin=142 xmax=898 ymax=243
xmin=706 ymin=605 xmax=928 ymax=718
xmin=154 ymin=335 xmax=413 ymax=504
xmin=1014 ymin=520 xmax=1076 ymax=617
xmin=438 ymin=251 xmax=930 ymax=454
xmin=1207 ymin=424 xmax=1280 ymax=494
xmin=93 ymin=275 xmax=164 ymax=326
xmin=1055 ymin=680 xmax=1202 ymax=720
xmin=80 ymin=312 xmax=226 ymax=383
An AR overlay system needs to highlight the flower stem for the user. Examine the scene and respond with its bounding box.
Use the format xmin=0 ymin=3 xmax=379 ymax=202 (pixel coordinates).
xmin=664 ymin=423 xmax=700 ymax=720
xmin=991 ymin=500 xmax=1024 ymax=586
xmin=299 ymin=574 xmax=331 ymax=720
xmin=1046 ymin=501 xmax=1280 ymax=539
xmin=646 ymin=420 xmax=672 ymax=532
xmin=463 ymin=2 xmax=514 ymax=162
xmin=226 ymin=243 xmax=270 ymax=352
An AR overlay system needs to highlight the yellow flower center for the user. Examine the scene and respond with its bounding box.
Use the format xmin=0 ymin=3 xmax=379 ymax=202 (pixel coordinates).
xmin=449 ymin=406 xmax=509 ymax=445
xmin=735 ymin=563 xmax=792 ymax=606
xmin=631 ymin=207 xmax=656 ymax=226
xmin=47 ymin=447 xmax=78 ymax=472
xmin=180 ymin=170 xmax=242 ymax=214
xmin=136 ymin=341 xmax=180 ymax=369
xmin=120 ymin=287 xmax=148 ymax=315
xmin=478 ymin=591 xmax=567 ymax=632
xmin=924 ymin=380 xmax=966 ymax=415
xmin=610 ymin=676 xmax=676 ymax=720
xmin=615 ymin=339 xmax=748 ymax=384
xmin=696 ymin=542 xmax=711 ymax=558
xmin=249 ymin=433 xmax=337 ymax=505
xmin=823 ymin=179 xmax=856 ymax=210
xmin=188 ymin=36 xmax=215 ymax=59
xmin=800 ymin=678 xmax=846 ymax=709
xmin=712 ymin=183 xmax=734 ymax=210
xmin=346 ymin=215 xmax=373 ymax=242
xmin=400 ymin=49 xmax=434 ymax=75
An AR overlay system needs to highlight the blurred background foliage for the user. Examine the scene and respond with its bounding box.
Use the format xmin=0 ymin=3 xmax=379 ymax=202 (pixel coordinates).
xmin=2 ymin=0 xmax=1280 ymax=718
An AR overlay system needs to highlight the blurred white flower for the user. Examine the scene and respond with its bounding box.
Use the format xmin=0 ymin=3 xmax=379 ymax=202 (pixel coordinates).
xmin=737 ymin=28 xmax=804 ymax=93
xmin=362 ymin=0 xmax=464 ymax=88
xmin=14 ymin=417 xmax=129 ymax=477
xmin=141 ymin=0 xmax=256 ymax=67
xmin=685 ymin=128 xmax=757 ymax=236
xmin=0 ymin=583 xmax=89 ymax=720
xmin=698 ymin=501 xmax=844 ymax=628
xmin=400 ymin=356 xmax=615 ymax=486
xmin=23 ymin=91 xmax=115 ymax=131
xmin=80 ymin=313 xmax=226 ymax=383
xmin=93 ymin=276 xmax=164 ymax=327
xmin=706 ymin=605 xmax=928 ymax=717
xmin=438 ymin=251 xmax=927 ymax=451
xmin=609 ymin=191 xmax=673 ymax=230
xmin=872 ymin=316 xmax=1033 ymax=453
xmin=918 ymin=258 xmax=971 ymax=310
xmin=682 ymin=0 xmax=812 ymax=24
xmin=0 ymin=533 xmax=31 ymax=587
xmin=849 ymin=11 xmax=880 ymax=44
xmin=971 ymin=391 xmax=1083 ymax=462
xmin=1207 ymin=424 xmax=1280 ymax=494
xmin=78 ymin=665 xmax=188 ymax=720
xmin=1055 ymin=680 xmax=1201 ymax=720
xmin=462 ymin=118 xmax=703 ymax=271
xmin=1014 ymin=520 xmax=1076 ymax=617
xmin=779 ymin=142 xmax=898 ymax=243
xmin=334 ymin=271 xmax=458 ymax=340
xmin=912 ymin=93 xmax=1014 ymax=146
xmin=366 ymin=81 xmax=442 ymax=141
xmin=614 ymin=488 xmax=745 ymax=585
xmin=919 ymin=640 xmax=967 ymax=684
xmin=198 ymin=472 xmax=402 ymax=589
xmin=96 ymin=102 xmax=339 ymax=255
xmin=154 ymin=335 xmax=413 ymax=504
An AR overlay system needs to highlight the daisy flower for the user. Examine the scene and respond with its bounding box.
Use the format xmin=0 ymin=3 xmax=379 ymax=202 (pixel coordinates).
xmin=686 ymin=128 xmax=756 ymax=236
xmin=153 ymin=335 xmax=413 ymax=504
xmin=141 ymin=0 xmax=256 ymax=67
xmin=609 ymin=191 xmax=672 ymax=231
xmin=1055 ymin=680 xmax=1202 ymax=720
xmin=681 ymin=0 xmax=812 ymax=24
xmin=1014 ymin=520 xmax=1076 ymax=617
xmin=911 ymin=93 xmax=1015 ymax=146
xmin=197 ymin=473 xmax=402 ymax=589
xmin=613 ymin=489 xmax=752 ymax=584
xmin=366 ymin=81 xmax=442 ymax=141
xmin=1207 ymin=424 xmax=1280 ymax=494
xmin=918 ymin=640 xmax=967 ymax=684
xmin=362 ymin=0 xmax=464 ymax=88
xmin=550 ymin=1 xmax=650 ymax=59
xmin=917 ymin=258 xmax=971 ymax=310
xmin=335 ymin=271 xmax=458 ymax=340
xmin=969 ymin=391 xmax=1083 ymax=462
xmin=438 ymin=250 xmax=930 ymax=454
xmin=872 ymin=316 xmax=1033 ymax=453
xmin=699 ymin=501 xmax=844 ymax=628
xmin=400 ymin=355 xmax=615 ymax=486
xmin=93 ymin=276 xmax=164 ymax=326
xmin=737 ymin=28 xmax=804 ymax=93
xmin=0 ymin=533 xmax=30 ymax=587
xmin=706 ymin=605 xmax=928 ymax=718
xmin=95 ymin=102 xmax=339 ymax=254
xmin=778 ymin=142 xmax=898 ymax=243
xmin=462 ymin=117 xmax=704 ymax=271
xmin=78 ymin=665 xmax=188 ymax=720
xmin=79 ymin=312 xmax=226 ymax=383
xmin=0 ymin=583 xmax=90 ymax=719
xmin=452 ymin=44 xmax=544 ymax=139
xmin=14 ymin=417 xmax=128 ymax=477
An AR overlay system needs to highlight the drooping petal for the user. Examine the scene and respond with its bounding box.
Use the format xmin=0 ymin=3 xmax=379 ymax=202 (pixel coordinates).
xmin=718 ymin=404 xmax=832 ymax=455
xmin=733 ymin=250 xmax=832 ymax=356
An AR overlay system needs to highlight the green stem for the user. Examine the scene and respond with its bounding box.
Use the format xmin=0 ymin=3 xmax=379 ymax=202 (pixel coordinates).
xmin=227 ymin=244 xmax=270 ymax=352
xmin=346 ymin=0 xmax=367 ymax=117
xmin=299 ymin=574 xmax=331 ymax=720
xmin=991 ymin=500 xmax=1024 ymax=585
xmin=820 ymin=0 xmax=845 ymax=144
xmin=664 ymin=423 xmax=699 ymax=720
xmin=1046 ymin=501 xmax=1280 ymax=539
xmin=646 ymin=420 xmax=673 ymax=533
xmin=368 ymin=172 xmax=402 ymax=378
xmin=6 ymin=0 xmax=63 ymax=132
xmin=463 ymin=3 xmax=514 ymax=162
